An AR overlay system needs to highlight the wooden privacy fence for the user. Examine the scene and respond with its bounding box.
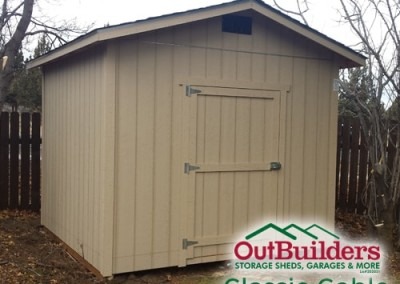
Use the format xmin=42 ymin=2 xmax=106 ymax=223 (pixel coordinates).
xmin=0 ymin=112 xmax=388 ymax=214
xmin=0 ymin=112 xmax=41 ymax=211
xmin=335 ymin=116 xmax=398 ymax=214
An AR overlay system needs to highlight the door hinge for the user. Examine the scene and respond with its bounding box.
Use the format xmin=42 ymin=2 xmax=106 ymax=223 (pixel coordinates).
xmin=182 ymin=238 xmax=198 ymax=249
xmin=184 ymin=162 xmax=200 ymax=174
xmin=185 ymin=85 xmax=202 ymax=97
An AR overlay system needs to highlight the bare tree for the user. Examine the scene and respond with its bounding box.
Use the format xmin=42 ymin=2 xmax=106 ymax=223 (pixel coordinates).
xmin=338 ymin=0 xmax=400 ymax=249
xmin=0 ymin=0 xmax=90 ymax=107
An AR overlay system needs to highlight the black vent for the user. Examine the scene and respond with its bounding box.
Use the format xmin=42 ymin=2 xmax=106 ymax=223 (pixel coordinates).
xmin=222 ymin=15 xmax=252 ymax=35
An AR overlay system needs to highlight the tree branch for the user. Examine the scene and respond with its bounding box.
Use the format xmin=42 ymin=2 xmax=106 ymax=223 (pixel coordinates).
xmin=273 ymin=0 xmax=309 ymax=25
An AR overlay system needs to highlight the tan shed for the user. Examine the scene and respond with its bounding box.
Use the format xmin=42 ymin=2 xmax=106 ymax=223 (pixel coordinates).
xmin=28 ymin=0 xmax=365 ymax=277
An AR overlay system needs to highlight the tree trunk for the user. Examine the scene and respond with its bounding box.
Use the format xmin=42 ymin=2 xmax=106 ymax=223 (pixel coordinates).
xmin=374 ymin=167 xmax=394 ymax=251
xmin=0 ymin=0 xmax=34 ymax=105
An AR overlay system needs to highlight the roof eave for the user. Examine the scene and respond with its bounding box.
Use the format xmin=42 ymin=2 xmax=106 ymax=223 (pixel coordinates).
xmin=250 ymin=1 xmax=365 ymax=68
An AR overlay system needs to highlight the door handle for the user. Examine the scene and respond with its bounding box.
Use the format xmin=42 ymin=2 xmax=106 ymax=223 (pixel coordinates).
xmin=270 ymin=162 xmax=281 ymax=171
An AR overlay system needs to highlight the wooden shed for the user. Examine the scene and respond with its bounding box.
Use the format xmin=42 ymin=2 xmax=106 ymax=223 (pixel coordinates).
xmin=28 ymin=0 xmax=365 ymax=277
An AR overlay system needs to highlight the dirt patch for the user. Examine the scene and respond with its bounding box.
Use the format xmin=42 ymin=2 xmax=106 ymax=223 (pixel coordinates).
xmin=0 ymin=210 xmax=399 ymax=283
xmin=0 ymin=210 xmax=102 ymax=283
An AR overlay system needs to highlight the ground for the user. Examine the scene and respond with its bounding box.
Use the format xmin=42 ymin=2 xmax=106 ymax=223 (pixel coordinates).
xmin=0 ymin=210 xmax=399 ymax=283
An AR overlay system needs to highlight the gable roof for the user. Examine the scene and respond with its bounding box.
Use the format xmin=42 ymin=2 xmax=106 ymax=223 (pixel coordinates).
xmin=27 ymin=0 xmax=365 ymax=69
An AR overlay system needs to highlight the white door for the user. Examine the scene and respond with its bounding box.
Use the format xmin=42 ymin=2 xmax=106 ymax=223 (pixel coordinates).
xmin=181 ymin=84 xmax=286 ymax=264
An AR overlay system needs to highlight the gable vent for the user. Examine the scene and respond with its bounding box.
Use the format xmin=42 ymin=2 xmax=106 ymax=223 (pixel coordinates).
xmin=222 ymin=15 xmax=252 ymax=35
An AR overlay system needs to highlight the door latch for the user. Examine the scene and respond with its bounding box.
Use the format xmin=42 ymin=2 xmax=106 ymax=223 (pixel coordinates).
xmin=270 ymin=162 xmax=282 ymax=171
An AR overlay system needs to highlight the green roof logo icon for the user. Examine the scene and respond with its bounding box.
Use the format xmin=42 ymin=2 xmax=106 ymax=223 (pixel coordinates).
xmin=245 ymin=223 xmax=339 ymax=240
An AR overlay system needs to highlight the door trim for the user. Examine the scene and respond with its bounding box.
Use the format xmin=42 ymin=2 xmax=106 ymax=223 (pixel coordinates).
xmin=176 ymin=78 xmax=290 ymax=266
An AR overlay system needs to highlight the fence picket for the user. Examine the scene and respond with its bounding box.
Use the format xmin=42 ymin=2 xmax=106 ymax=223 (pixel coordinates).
xmin=21 ymin=113 xmax=30 ymax=209
xmin=31 ymin=112 xmax=41 ymax=212
xmin=9 ymin=112 xmax=19 ymax=209
xmin=0 ymin=113 xmax=9 ymax=209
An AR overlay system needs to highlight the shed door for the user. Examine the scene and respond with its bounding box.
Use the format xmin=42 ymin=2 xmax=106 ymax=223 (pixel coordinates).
xmin=181 ymin=84 xmax=285 ymax=263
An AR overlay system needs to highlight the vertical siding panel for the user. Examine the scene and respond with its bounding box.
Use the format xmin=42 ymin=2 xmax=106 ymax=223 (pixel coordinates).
xmin=251 ymin=15 xmax=267 ymax=82
xmin=54 ymin=71 xmax=60 ymax=228
xmin=54 ymin=69 xmax=60 ymax=231
xmin=206 ymin=19 xmax=222 ymax=79
xmin=222 ymin=33 xmax=237 ymax=80
xmin=59 ymin=68 xmax=67 ymax=241
xmin=289 ymin=57 xmax=306 ymax=218
xmin=190 ymin=22 xmax=207 ymax=77
xmin=302 ymin=58 xmax=319 ymax=219
xmin=278 ymin=29 xmax=294 ymax=222
xmin=99 ymin=43 xmax=116 ymax=275
xmin=51 ymin=69 xmax=58 ymax=232
xmin=77 ymin=62 xmax=85 ymax=244
xmin=92 ymin=56 xmax=101 ymax=267
xmin=73 ymin=62 xmax=81 ymax=252
xmin=152 ymin=31 xmax=174 ymax=268
xmin=59 ymin=68 xmax=66 ymax=237
xmin=93 ymin=56 xmax=103 ymax=267
xmin=87 ymin=59 xmax=96 ymax=263
xmin=315 ymin=60 xmax=332 ymax=223
xmin=65 ymin=66 xmax=73 ymax=245
xmin=113 ymin=39 xmax=137 ymax=272
xmin=57 ymin=69 xmax=62 ymax=230
xmin=51 ymin=70 xmax=58 ymax=231
xmin=236 ymin=35 xmax=252 ymax=81
xmin=134 ymin=36 xmax=156 ymax=270
xmin=83 ymin=59 xmax=92 ymax=263
xmin=264 ymin=22 xmax=280 ymax=84
xmin=81 ymin=61 xmax=89 ymax=255
xmin=93 ymin=53 xmax=104 ymax=269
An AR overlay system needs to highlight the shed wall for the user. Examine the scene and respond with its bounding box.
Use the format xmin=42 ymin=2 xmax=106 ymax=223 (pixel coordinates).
xmin=41 ymin=46 xmax=115 ymax=276
xmin=113 ymin=12 xmax=338 ymax=273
